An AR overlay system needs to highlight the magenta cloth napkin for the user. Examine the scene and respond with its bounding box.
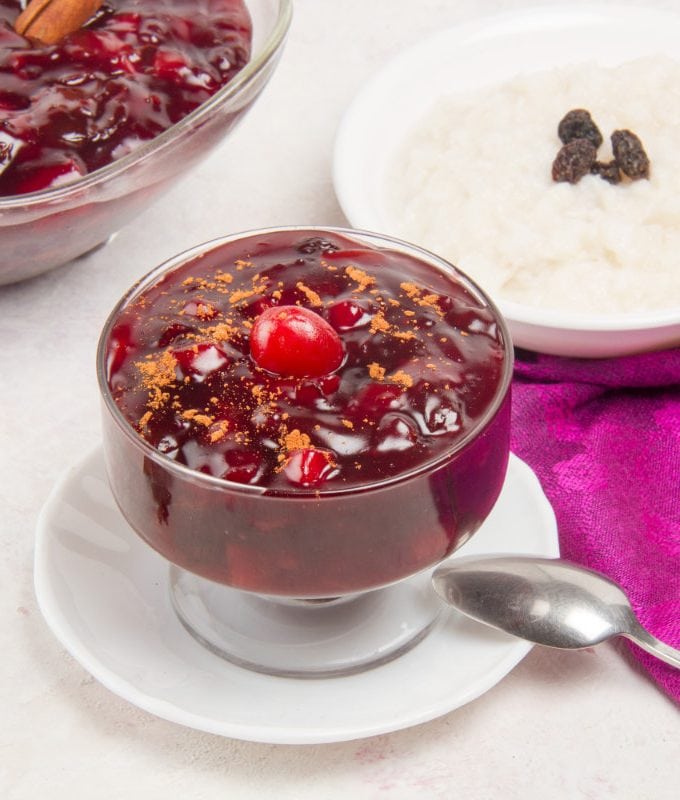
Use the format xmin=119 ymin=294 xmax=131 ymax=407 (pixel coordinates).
xmin=510 ymin=346 xmax=680 ymax=703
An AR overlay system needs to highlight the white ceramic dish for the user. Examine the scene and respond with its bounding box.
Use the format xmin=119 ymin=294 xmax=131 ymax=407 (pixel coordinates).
xmin=333 ymin=4 xmax=680 ymax=358
xmin=35 ymin=448 xmax=559 ymax=744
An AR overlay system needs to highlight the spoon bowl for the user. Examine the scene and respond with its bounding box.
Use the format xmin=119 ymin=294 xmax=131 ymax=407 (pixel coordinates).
xmin=432 ymin=556 xmax=680 ymax=668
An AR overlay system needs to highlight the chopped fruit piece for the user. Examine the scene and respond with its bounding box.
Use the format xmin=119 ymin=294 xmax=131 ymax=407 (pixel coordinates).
xmin=0 ymin=130 xmax=23 ymax=176
xmin=283 ymin=448 xmax=336 ymax=487
xmin=172 ymin=343 xmax=229 ymax=378
xmin=375 ymin=414 xmax=418 ymax=453
xmin=106 ymin=323 xmax=133 ymax=376
xmin=182 ymin=300 xmax=218 ymax=319
xmin=349 ymin=383 xmax=405 ymax=416
xmin=327 ymin=300 xmax=371 ymax=331
xmin=10 ymin=156 xmax=86 ymax=194
xmin=157 ymin=323 xmax=195 ymax=348
xmin=220 ymin=450 xmax=263 ymax=484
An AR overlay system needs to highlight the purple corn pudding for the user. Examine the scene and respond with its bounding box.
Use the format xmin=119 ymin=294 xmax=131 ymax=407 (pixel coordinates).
xmin=99 ymin=229 xmax=512 ymax=597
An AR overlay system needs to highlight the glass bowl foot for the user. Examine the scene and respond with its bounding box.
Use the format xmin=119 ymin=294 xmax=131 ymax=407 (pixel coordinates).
xmin=169 ymin=566 xmax=445 ymax=678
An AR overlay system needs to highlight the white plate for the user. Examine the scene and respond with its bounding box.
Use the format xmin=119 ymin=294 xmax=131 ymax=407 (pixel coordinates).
xmin=333 ymin=4 xmax=680 ymax=357
xmin=34 ymin=448 xmax=558 ymax=744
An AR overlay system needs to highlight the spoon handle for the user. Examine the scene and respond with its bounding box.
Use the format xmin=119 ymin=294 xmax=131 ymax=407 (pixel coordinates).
xmin=624 ymin=619 xmax=680 ymax=669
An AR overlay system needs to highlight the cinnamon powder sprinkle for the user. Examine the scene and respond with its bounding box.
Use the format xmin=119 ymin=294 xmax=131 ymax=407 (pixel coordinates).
xmin=368 ymin=362 xmax=386 ymax=381
xmin=389 ymin=370 xmax=413 ymax=388
xmin=400 ymin=282 xmax=444 ymax=314
xmin=280 ymin=427 xmax=312 ymax=453
xmin=136 ymin=350 xmax=178 ymax=390
xmin=229 ymin=288 xmax=257 ymax=305
xmin=205 ymin=322 xmax=239 ymax=343
xmin=369 ymin=312 xmax=390 ymax=334
xmin=182 ymin=410 xmax=214 ymax=427
xmin=139 ymin=411 xmax=152 ymax=428
xmin=345 ymin=265 xmax=375 ymax=292
xmin=209 ymin=420 xmax=230 ymax=442
xmin=193 ymin=302 xmax=217 ymax=320
xmin=136 ymin=351 xmax=178 ymax=415
xmin=296 ymin=282 xmax=322 ymax=306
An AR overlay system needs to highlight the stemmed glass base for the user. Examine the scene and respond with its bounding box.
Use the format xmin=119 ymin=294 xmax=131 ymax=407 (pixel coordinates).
xmin=169 ymin=566 xmax=445 ymax=678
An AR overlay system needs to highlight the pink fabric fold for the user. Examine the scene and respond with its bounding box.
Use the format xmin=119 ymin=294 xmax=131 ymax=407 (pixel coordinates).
xmin=510 ymin=347 xmax=680 ymax=703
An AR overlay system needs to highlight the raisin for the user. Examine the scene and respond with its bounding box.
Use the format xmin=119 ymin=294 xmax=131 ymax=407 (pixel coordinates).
xmin=558 ymin=109 xmax=603 ymax=149
xmin=591 ymin=160 xmax=621 ymax=185
xmin=611 ymin=129 xmax=650 ymax=180
xmin=552 ymin=138 xmax=597 ymax=184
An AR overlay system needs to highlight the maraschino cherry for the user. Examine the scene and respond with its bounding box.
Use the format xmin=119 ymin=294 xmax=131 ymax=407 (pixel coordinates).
xmin=250 ymin=305 xmax=344 ymax=378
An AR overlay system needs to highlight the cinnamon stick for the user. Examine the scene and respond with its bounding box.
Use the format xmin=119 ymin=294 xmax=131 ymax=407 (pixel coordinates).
xmin=15 ymin=0 xmax=104 ymax=45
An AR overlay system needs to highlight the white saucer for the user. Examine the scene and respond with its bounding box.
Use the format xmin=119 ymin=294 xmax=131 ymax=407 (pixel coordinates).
xmin=35 ymin=448 xmax=558 ymax=744
xmin=333 ymin=4 xmax=680 ymax=357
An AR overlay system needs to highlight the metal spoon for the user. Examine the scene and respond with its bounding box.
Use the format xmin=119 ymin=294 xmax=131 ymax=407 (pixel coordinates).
xmin=432 ymin=555 xmax=680 ymax=668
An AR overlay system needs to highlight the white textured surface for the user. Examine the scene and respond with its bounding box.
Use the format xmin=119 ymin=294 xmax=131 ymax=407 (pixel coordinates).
xmin=1 ymin=1 xmax=679 ymax=797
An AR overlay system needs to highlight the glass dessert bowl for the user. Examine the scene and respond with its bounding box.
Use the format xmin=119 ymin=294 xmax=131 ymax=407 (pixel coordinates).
xmin=97 ymin=226 xmax=513 ymax=676
xmin=0 ymin=0 xmax=292 ymax=285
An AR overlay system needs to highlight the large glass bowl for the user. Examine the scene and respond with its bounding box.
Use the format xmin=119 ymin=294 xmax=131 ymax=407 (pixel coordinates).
xmin=0 ymin=0 xmax=292 ymax=286
xmin=97 ymin=226 xmax=514 ymax=676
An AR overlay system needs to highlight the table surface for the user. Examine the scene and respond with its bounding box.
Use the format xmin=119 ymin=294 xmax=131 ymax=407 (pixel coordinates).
xmin=2 ymin=1 xmax=678 ymax=797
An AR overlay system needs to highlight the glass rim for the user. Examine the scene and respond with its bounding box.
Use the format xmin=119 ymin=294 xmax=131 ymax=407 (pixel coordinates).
xmin=0 ymin=0 xmax=293 ymax=210
xmin=97 ymin=225 xmax=514 ymax=498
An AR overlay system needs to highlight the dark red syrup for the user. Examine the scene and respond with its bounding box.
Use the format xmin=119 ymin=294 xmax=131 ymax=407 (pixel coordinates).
xmin=107 ymin=231 xmax=507 ymax=491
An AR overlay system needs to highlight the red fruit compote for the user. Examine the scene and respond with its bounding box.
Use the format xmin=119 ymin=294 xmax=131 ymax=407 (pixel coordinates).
xmin=0 ymin=0 xmax=252 ymax=195
xmin=98 ymin=228 xmax=513 ymax=598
